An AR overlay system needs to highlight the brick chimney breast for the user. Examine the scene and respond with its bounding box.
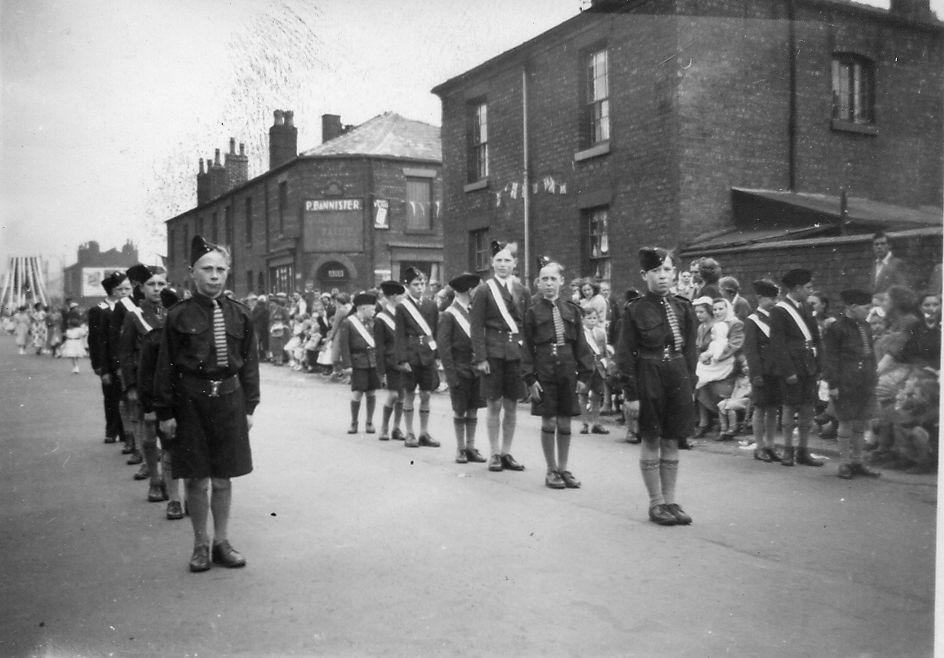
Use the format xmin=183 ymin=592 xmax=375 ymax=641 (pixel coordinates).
xmin=269 ymin=108 xmax=298 ymax=170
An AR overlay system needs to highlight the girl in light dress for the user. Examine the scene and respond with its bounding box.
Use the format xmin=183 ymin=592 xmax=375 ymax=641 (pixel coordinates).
xmin=59 ymin=305 xmax=87 ymax=373
xmin=13 ymin=306 xmax=31 ymax=354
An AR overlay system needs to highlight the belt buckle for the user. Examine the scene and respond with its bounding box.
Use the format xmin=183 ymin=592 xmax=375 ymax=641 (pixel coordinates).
xmin=507 ymin=333 xmax=514 ymax=342
xmin=208 ymin=380 xmax=222 ymax=397
xmin=662 ymin=346 xmax=671 ymax=361
xmin=551 ymin=343 xmax=559 ymax=356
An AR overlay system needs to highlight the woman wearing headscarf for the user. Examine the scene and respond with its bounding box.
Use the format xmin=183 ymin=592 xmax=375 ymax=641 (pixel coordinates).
xmin=694 ymin=297 xmax=738 ymax=437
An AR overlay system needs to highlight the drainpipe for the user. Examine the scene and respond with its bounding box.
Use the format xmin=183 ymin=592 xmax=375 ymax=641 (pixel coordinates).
xmin=787 ymin=0 xmax=797 ymax=191
xmin=521 ymin=65 xmax=531 ymax=283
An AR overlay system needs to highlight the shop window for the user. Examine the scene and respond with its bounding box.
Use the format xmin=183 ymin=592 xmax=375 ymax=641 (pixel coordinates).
xmin=585 ymin=207 xmax=611 ymax=289
xmin=467 ymin=101 xmax=488 ymax=183
xmin=469 ymin=228 xmax=490 ymax=274
xmin=406 ymin=178 xmax=433 ymax=230
xmin=270 ymin=263 xmax=294 ymax=295
xmin=832 ymin=53 xmax=875 ymax=125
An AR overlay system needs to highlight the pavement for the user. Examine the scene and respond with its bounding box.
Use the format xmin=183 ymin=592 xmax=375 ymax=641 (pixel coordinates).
xmin=0 ymin=335 xmax=937 ymax=657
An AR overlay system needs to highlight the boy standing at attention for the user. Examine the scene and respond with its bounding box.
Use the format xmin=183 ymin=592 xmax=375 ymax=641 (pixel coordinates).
xmin=339 ymin=292 xmax=380 ymax=434
xmin=395 ymin=267 xmax=440 ymax=448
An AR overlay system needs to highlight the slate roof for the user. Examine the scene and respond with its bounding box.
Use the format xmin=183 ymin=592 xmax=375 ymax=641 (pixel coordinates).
xmin=300 ymin=112 xmax=441 ymax=162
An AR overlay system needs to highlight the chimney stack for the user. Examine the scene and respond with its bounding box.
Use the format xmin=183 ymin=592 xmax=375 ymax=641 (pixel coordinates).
xmin=269 ymin=109 xmax=298 ymax=170
xmin=889 ymin=0 xmax=932 ymax=20
xmin=208 ymin=148 xmax=227 ymax=201
xmin=224 ymin=136 xmax=249 ymax=191
xmin=197 ymin=157 xmax=210 ymax=206
xmin=322 ymin=114 xmax=344 ymax=143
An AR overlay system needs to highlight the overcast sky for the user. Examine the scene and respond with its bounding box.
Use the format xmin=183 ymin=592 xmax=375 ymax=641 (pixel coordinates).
xmin=0 ymin=0 xmax=938 ymax=268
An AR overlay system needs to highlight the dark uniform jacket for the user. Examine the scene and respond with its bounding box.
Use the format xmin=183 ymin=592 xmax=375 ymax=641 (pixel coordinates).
xmin=521 ymin=296 xmax=594 ymax=387
xmin=768 ymin=296 xmax=822 ymax=380
xmin=614 ymin=292 xmax=698 ymax=402
xmin=87 ymin=300 xmax=111 ymax=375
xmin=153 ymin=293 xmax=260 ymax=422
xmin=339 ymin=315 xmax=378 ymax=370
xmin=742 ymin=309 xmax=776 ymax=384
xmin=395 ymin=296 xmax=438 ymax=367
xmin=470 ymin=277 xmax=531 ymax=363
xmin=437 ymin=301 xmax=476 ymax=387
xmin=117 ymin=298 xmax=166 ymax=395
xmin=133 ymin=300 xmax=170 ymax=413
xmin=822 ymin=315 xmax=877 ymax=392
xmin=374 ymin=308 xmax=398 ymax=380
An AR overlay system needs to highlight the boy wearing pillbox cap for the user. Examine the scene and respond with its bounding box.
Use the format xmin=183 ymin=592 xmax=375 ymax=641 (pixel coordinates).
xmin=89 ymin=270 xmax=131 ymax=444
xmin=339 ymin=292 xmax=380 ymax=434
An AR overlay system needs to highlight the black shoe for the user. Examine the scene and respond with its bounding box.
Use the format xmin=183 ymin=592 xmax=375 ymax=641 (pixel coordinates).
xmin=837 ymin=463 xmax=854 ymax=479
xmin=580 ymin=424 xmax=589 ymax=434
xmin=455 ymin=449 xmax=468 ymax=464
xmin=365 ymin=424 xmax=376 ymax=434
xmin=677 ymin=438 xmax=692 ymax=450
xmin=590 ymin=425 xmax=610 ymax=435
xmin=133 ymin=463 xmax=149 ymax=480
xmin=559 ymin=470 xmax=581 ymax=488
xmin=147 ymin=483 xmax=164 ymax=501
xmin=500 ymin=453 xmax=525 ymax=471
xmin=378 ymin=432 xmax=390 ymax=441
xmin=126 ymin=452 xmax=143 ymax=465
xmin=487 ymin=454 xmax=503 ymax=472
xmin=418 ymin=433 xmax=440 ymax=447
xmin=762 ymin=447 xmax=781 ymax=463
xmin=104 ymin=436 xmax=117 ymax=444
xmin=166 ymin=500 xmax=184 ymax=520
xmin=465 ymin=447 xmax=487 ymax=463
xmin=545 ymin=471 xmax=566 ymax=489
xmin=665 ymin=503 xmax=692 ymax=525
xmin=851 ymin=462 xmax=881 ymax=478
xmin=391 ymin=428 xmax=405 ymax=441
xmin=189 ymin=545 xmax=211 ymax=572
xmin=754 ymin=448 xmax=772 ymax=462
xmin=796 ymin=448 xmax=823 ymax=467
xmin=648 ymin=504 xmax=677 ymax=526
xmin=626 ymin=432 xmax=642 ymax=444
xmin=121 ymin=444 xmax=134 ymax=455
xmin=347 ymin=424 xmax=358 ymax=434
xmin=211 ymin=540 xmax=246 ymax=568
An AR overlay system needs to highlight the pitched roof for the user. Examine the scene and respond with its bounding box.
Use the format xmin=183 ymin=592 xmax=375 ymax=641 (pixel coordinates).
xmin=300 ymin=112 xmax=441 ymax=162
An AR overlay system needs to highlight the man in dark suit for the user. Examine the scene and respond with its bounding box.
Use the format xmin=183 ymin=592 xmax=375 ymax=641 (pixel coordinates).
xmin=438 ymin=272 xmax=486 ymax=464
xmin=872 ymin=231 xmax=908 ymax=293
xmin=395 ymin=267 xmax=440 ymax=447
xmin=768 ymin=268 xmax=824 ymax=467
xmin=470 ymin=241 xmax=532 ymax=472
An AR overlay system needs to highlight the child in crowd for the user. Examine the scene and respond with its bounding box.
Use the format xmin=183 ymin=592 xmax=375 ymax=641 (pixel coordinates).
xmin=579 ymin=308 xmax=610 ymax=435
xmin=60 ymin=307 xmax=88 ymax=373
xmin=339 ymin=292 xmax=379 ymax=434
xmin=522 ymin=259 xmax=593 ymax=490
xmin=717 ymin=370 xmax=751 ymax=442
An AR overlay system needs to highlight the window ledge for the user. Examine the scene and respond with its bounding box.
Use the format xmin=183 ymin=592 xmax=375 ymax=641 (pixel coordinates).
xmin=831 ymin=119 xmax=878 ymax=136
xmin=464 ymin=179 xmax=488 ymax=193
xmin=574 ymin=141 xmax=610 ymax=162
xmin=404 ymin=229 xmax=436 ymax=236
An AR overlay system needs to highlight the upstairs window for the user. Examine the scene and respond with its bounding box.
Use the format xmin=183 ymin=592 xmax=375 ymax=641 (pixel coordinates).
xmin=469 ymin=228 xmax=490 ymax=275
xmin=467 ymin=101 xmax=488 ymax=183
xmin=405 ymin=178 xmax=433 ymax=231
xmin=832 ymin=54 xmax=875 ymax=125
xmin=585 ymin=48 xmax=610 ymax=146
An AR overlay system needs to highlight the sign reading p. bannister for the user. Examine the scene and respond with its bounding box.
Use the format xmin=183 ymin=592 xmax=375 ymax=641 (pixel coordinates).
xmin=306 ymin=199 xmax=362 ymax=212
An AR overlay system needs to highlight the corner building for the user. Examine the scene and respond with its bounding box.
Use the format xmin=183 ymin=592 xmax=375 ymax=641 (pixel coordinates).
xmin=165 ymin=111 xmax=443 ymax=295
xmin=432 ymin=0 xmax=943 ymax=294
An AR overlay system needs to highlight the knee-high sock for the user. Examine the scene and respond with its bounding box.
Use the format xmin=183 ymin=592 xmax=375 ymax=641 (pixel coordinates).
xmin=453 ymin=418 xmax=466 ymax=451
xmin=393 ymin=401 xmax=403 ymax=430
xmin=486 ymin=400 xmax=501 ymax=455
xmin=210 ymin=479 xmax=232 ymax=543
xmin=781 ymin=406 xmax=796 ymax=448
xmin=186 ymin=479 xmax=210 ymax=546
xmin=557 ymin=429 xmax=572 ymax=472
xmin=851 ymin=424 xmax=865 ymax=464
xmin=837 ymin=422 xmax=852 ymax=463
xmin=660 ymin=459 xmax=679 ymax=505
xmin=796 ymin=405 xmax=814 ymax=448
xmin=350 ymin=400 xmax=361 ymax=426
xmin=403 ymin=405 xmax=414 ymax=434
xmin=541 ymin=429 xmax=557 ymax=472
xmin=639 ymin=459 xmax=663 ymax=507
xmin=465 ymin=416 xmax=478 ymax=448
xmin=162 ymin=449 xmax=180 ymax=503
xmin=419 ymin=408 xmax=430 ymax=434
xmin=500 ymin=398 xmax=517 ymax=454
xmin=380 ymin=405 xmax=393 ymax=434
xmin=365 ymin=395 xmax=376 ymax=426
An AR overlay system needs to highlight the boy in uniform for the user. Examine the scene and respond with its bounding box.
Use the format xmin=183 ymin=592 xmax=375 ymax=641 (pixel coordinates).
xmin=110 ymin=268 xmax=147 ymax=469
xmin=339 ymin=292 xmax=380 ymax=434
xmin=89 ymin=271 xmax=130 ymax=445
xmin=437 ymin=272 xmax=487 ymax=464
xmin=375 ymin=280 xmax=406 ymax=441
xmin=742 ymin=279 xmax=782 ymax=463
xmin=470 ymin=241 xmax=531 ymax=472
xmin=768 ymin=268 xmax=824 ymax=467
xmin=155 ymin=236 xmax=260 ymax=572
xmin=823 ymin=289 xmax=881 ymax=479
xmin=615 ymin=248 xmax=698 ymax=526
xmin=395 ymin=267 xmax=440 ymax=447
xmin=522 ymin=259 xmax=594 ymax=489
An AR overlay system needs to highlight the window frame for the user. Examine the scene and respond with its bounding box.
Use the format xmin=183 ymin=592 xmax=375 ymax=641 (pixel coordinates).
xmin=831 ymin=53 xmax=876 ymax=128
xmin=584 ymin=46 xmax=610 ymax=149
xmin=469 ymin=228 xmax=490 ymax=275
xmin=584 ymin=206 xmax=611 ymax=289
xmin=466 ymin=100 xmax=489 ymax=184
xmin=404 ymin=177 xmax=434 ymax=232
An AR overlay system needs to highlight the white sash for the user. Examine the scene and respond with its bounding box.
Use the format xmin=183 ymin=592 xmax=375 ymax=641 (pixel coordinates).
xmin=747 ymin=313 xmax=770 ymax=339
xmin=487 ymin=278 xmax=518 ymax=334
xmin=119 ymin=296 xmax=153 ymax=333
xmin=776 ymin=300 xmax=816 ymax=354
xmin=400 ymin=298 xmax=437 ymax=351
xmin=446 ymin=305 xmax=471 ymax=338
xmin=348 ymin=316 xmax=375 ymax=348
xmin=584 ymin=327 xmax=602 ymax=355
xmin=376 ymin=309 xmax=395 ymax=333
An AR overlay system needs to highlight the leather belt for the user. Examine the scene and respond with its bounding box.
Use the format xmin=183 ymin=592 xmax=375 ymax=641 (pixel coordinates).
xmin=179 ymin=373 xmax=240 ymax=398
xmin=636 ymin=346 xmax=683 ymax=361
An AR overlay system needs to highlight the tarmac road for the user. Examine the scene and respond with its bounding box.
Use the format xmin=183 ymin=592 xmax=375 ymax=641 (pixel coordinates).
xmin=0 ymin=336 xmax=936 ymax=657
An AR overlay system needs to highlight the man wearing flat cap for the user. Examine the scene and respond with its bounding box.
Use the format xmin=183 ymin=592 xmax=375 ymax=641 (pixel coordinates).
xmin=438 ymin=272 xmax=487 ymax=463
xmin=615 ymin=247 xmax=698 ymax=526
xmin=155 ymin=236 xmax=260 ymax=572
xmin=469 ymin=240 xmax=532 ymax=472
xmin=89 ymin=270 xmax=132 ymax=445
xmin=768 ymin=268 xmax=823 ymax=467
xmin=395 ymin=266 xmax=441 ymax=447
xmin=823 ymin=289 xmax=881 ymax=479
xmin=742 ymin=279 xmax=782 ymax=463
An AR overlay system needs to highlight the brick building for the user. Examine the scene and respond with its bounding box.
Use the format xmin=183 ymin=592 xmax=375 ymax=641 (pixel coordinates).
xmin=164 ymin=110 xmax=443 ymax=296
xmin=62 ymin=240 xmax=139 ymax=307
xmin=432 ymin=0 xmax=943 ymax=296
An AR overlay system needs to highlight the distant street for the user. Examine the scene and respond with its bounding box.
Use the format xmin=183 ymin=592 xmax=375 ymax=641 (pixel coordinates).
xmin=0 ymin=335 xmax=936 ymax=657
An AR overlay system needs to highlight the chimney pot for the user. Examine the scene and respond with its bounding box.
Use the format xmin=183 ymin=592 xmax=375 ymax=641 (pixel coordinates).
xmin=214 ymin=148 xmax=221 ymax=166
xmin=229 ymin=137 xmax=236 ymax=153
xmin=284 ymin=110 xmax=294 ymax=127
xmin=273 ymin=109 xmax=284 ymax=126
xmin=239 ymin=142 xmax=245 ymax=156
xmin=199 ymin=158 xmax=205 ymax=174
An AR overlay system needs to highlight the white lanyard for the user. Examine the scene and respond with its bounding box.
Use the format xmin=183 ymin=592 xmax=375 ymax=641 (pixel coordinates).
xmin=776 ymin=300 xmax=814 ymax=344
xmin=748 ymin=313 xmax=770 ymax=338
xmin=119 ymin=296 xmax=153 ymax=333
xmin=486 ymin=278 xmax=518 ymax=334
xmin=376 ymin=309 xmax=395 ymax=333
xmin=584 ymin=327 xmax=601 ymax=355
xmin=348 ymin=315 xmax=375 ymax=348
xmin=400 ymin=298 xmax=434 ymax=337
xmin=446 ymin=304 xmax=471 ymax=338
